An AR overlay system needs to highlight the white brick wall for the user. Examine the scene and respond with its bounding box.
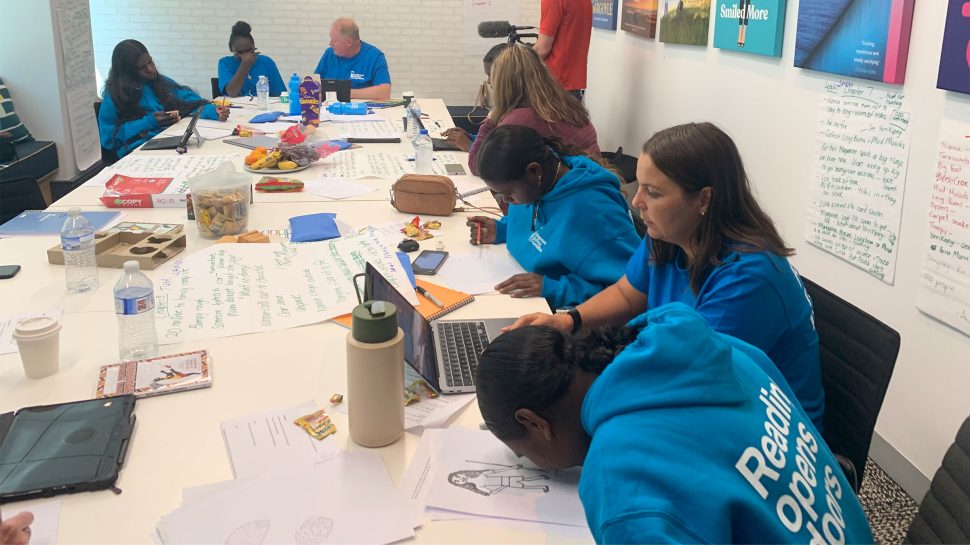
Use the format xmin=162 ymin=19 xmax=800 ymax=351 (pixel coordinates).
xmin=89 ymin=0 xmax=540 ymax=106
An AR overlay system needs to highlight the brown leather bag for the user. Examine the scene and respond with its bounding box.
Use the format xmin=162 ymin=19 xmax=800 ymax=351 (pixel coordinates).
xmin=389 ymin=174 xmax=457 ymax=216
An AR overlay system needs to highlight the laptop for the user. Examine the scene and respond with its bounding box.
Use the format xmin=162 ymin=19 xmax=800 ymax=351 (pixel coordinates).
xmin=364 ymin=262 xmax=515 ymax=394
xmin=320 ymin=78 xmax=352 ymax=103
xmin=142 ymin=107 xmax=203 ymax=151
xmin=415 ymin=116 xmax=461 ymax=151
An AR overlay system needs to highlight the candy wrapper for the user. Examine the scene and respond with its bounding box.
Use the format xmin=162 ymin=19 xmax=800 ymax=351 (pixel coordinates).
xmin=293 ymin=409 xmax=336 ymax=440
xmin=255 ymin=176 xmax=305 ymax=192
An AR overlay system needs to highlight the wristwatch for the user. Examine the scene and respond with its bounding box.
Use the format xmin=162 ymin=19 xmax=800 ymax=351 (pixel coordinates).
xmin=556 ymin=307 xmax=582 ymax=334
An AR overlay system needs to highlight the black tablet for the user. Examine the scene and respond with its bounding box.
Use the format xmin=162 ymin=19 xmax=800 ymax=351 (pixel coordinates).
xmin=320 ymin=79 xmax=352 ymax=103
xmin=0 ymin=395 xmax=136 ymax=504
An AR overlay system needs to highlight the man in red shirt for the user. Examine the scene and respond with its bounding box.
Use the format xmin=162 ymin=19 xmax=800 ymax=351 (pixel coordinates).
xmin=534 ymin=0 xmax=593 ymax=100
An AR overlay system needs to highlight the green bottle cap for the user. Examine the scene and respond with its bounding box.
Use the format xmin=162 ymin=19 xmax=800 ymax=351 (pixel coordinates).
xmin=351 ymin=300 xmax=398 ymax=343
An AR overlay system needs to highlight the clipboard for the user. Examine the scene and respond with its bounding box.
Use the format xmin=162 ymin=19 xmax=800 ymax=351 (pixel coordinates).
xmin=0 ymin=395 xmax=136 ymax=504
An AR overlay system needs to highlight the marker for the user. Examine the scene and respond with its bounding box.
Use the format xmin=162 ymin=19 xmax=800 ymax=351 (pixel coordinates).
xmin=416 ymin=286 xmax=444 ymax=308
xmin=476 ymin=221 xmax=482 ymax=245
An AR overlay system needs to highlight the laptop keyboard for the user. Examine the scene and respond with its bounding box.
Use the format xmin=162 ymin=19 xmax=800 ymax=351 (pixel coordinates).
xmin=437 ymin=321 xmax=490 ymax=388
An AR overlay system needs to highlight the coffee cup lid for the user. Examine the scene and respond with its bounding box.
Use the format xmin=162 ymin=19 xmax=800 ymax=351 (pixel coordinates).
xmin=14 ymin=316 xmax=61 ymax=339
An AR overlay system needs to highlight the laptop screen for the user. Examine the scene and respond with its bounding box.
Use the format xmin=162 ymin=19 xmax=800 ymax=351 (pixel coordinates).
xmin=364 ymin=263 xmax=439 ymax=389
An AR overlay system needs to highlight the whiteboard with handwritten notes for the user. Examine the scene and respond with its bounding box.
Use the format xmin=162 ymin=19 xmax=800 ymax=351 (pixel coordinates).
xmin=805 ymin=81 xmax=912 ymax=284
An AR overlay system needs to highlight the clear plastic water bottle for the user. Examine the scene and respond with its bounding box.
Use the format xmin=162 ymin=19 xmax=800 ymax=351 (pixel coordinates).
xmin=114 ymin=261 xmax=159 ymax=361
xmin=407 ymin=98 xmax=422 ymax=143
xmin=288 ymin=73 xmax=301 ymax=116
xmin=414 ymin=129 xmax=434 ymax=174
xmin=60 ymin=207 xmax=98 ymax=293
xmin=256 ymin=75 xmax=270 ymax=110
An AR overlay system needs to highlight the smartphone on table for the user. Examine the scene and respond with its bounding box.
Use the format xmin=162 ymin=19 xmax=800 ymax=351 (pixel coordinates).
xmin=412 ymin=250 xmax=448 ymax=275
xmin=0 ymin=265 xmax=21 ymax=279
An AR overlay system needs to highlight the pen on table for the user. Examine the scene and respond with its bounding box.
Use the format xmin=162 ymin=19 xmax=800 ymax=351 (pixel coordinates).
xmin=407 ymin=157 xmax=437 ymax=161
xmin=416 ymin=286 xmax=444 ymax=308
xmin=476 ymin=221 xmax=482 ymax=245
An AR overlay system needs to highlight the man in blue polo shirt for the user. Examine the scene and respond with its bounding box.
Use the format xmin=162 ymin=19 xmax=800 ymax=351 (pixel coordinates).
xmin=314 ymin=18 xmax=391 ymax=100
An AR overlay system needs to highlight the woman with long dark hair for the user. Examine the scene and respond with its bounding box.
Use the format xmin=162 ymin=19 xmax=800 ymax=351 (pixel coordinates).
xmin=509 ymin=122 xmax=824 ymax=429
xmin=466 ymin=125 xmax=639 ymax=310
xmin=476 ymin=303 xmax=873 ymax=544
xmin=99 ymin=39 xmax=228 ymax=158
xmin=217 ymin=21 xmax=285 ymax=98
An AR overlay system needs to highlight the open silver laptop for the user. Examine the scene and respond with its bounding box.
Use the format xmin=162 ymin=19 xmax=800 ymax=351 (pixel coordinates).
xmin=364 ymin=263 xmax=515 ymax=394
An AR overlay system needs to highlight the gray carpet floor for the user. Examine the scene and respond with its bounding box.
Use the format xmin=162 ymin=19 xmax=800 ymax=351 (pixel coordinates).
xmin=858 ymin=458 xmax=920 ymax=545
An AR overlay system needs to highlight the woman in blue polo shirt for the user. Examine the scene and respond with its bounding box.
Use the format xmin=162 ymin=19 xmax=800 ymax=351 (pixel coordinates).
xmin=217 ymin=21 xmax=285 ymax=98
xmin=99 ymin=39 xmax=228 ymax=158
xmin=508 ymin=122 xmax=824 ymax=430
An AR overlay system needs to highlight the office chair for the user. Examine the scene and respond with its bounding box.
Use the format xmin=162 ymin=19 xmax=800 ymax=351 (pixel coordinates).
xmin=0 ymin=175 xmax=47 ymax=224
xmin=802 ymin=276 xmax=900 ymax=492
xmin=93 ymin=101 xmax=119 ymax=166
xmin=905 ymin=414 xmax=970 ymax=544
xmin=211 ymin=77 xmax=221 ymax=99
xmin=603 ymin=147 xmax=646 ymax=237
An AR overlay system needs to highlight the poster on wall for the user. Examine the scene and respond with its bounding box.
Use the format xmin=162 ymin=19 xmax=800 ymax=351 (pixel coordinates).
xmin=620 ymin=0 xmax=658 ymax=38
xmin=937 ymin=0 xmax=970 ymax=94
xmin=593 ymin=0 xmax=620 ymax=30
xmin=916 ymin=115 xmax=970 ymax=338
xmin=53 ymin=0 xmax=101 ymax=171
xmin=658 ymin=0 xmax=712 ymax=46
xmin=712 ymin=0 xmax=787 ymax=57
xmin=804 ymin=80 xmax=911 ymax=285
xmin=794 ymin=0 xmax=915 ymax=84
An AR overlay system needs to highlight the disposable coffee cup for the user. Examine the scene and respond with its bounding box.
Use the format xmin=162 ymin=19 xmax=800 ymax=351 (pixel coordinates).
xmin=13 ymin=316 xmax=62 ymax=379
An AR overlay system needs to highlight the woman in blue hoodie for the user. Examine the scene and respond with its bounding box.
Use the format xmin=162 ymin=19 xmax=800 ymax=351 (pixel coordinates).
xmin=477 ymin=303 xmax=874 ymax=545
xmin=466 ymin=125 xmax=640 ymax=309
xmin=99 ymin=39 xmax=228 ymax=158
xmin=509 ymin=122 xmax=824 ymax=431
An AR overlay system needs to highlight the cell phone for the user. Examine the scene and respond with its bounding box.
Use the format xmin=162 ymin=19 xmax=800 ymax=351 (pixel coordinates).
xmin=0 ymin=265 xmax=21 ymax=279
xmin=445 ymin=163 xmax=466 ymax=176
xmin=412 ymin=250 xmax=448 ymax=276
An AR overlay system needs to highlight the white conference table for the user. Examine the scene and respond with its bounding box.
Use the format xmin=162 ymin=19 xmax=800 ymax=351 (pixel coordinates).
xmin=0 ymin=100 xmax=587 ymax=544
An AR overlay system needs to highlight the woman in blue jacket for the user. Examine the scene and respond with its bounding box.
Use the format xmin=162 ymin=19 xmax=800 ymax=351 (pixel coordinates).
xmin=477 ymin=303 xmax=874 ymax=545
xmin=217 ymin=21 xmax=285 ymax=98
xmin=509 ymin=122 xmax=824 ymax=430
xmin=467 ymin=125 xmax=640 ymax=310
xmin=99 ymin=39 xmax=228 ymax=158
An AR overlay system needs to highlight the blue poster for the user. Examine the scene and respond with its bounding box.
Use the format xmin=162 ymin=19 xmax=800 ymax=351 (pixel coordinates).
xmin=712 ymin=0 xmax=786 ymax=57
xmin=938 ymin=0 xmax=970 ymax=94
xmin=593 ymin=0 xmax=620 ymax=30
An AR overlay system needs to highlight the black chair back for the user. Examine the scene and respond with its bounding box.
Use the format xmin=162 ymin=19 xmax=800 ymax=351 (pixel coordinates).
xmin=93 ymin=101 xmax=119 ymax=166
xmin=211 ymin=77 xmax=221 ymax=99
xmin=603 ymin=147 xmax=646 ymax=237
xmin=905 ymin=415 xmax=970 ymax=544
xmin=802 ymin=276 xmax=900 ymax=490
xmin=0 ymin=176 xmax=47 ymax=224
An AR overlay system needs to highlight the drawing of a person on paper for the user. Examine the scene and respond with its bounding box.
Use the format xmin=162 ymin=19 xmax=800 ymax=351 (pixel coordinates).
xmin=447 ymin=464 xmax=550 ymax=496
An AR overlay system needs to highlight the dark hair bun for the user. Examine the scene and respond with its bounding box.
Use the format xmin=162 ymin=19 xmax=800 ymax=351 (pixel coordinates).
xmin=232 ymin=21 xmax=251 ymax=35
xmin=574 ymin=326 xmax=637 ymax=374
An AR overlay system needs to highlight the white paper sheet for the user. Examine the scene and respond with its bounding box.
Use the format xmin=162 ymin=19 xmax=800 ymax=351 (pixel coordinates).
xmin=323 ymin=112 xmax=385 ymax=123
xmin=152 ymin=230 xmax=417 ymax=345
xmin=1 ymin=500 xmax=61 ymax=545
xmin=303 ymin=178 xmax=377 ymax=200
xmin=436 ymin=249 xmax=526 ymax=294
xmin=425 ymin=429 xmax=587 ymax=527
xmin=399 ymin=429 xmax=446 ymax=527
xmin=332 ymin=120 xmax=403 ymax=139
xmin=804 ymin=80 xmax=912 ymax=284
xmin=0 ymin=308 xmax=63 ymax=355
xmin=161 ymin=126 xmax=234 ymax=140
xmin=82 ymin=154 xmax=239 ymax=195
xmin=158 ymin=452 xmax=414 ymax=545
xmin=220 ymin=400 xmax=339 ymax=479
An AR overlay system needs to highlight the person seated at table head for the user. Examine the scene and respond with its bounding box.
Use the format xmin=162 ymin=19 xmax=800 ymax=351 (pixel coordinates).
xmin=506 ymin=122 xmax=825 ymax=430
xmin=99 ymin=39 xmax=228 ymax=159
xmin=441 ymin=42 xmax=511 ymax=152
xmin=314 ymin=18 xmax=391 ymax=101
xmin=217 ymin=21 xmax=285 ymax=98
xmin=465 ymin=125 xmax=639 ymax=310
xmin=461 ymin=43 xmax=600 ymax=177
xmin=477 ymin=303 xmax=874 ymax=545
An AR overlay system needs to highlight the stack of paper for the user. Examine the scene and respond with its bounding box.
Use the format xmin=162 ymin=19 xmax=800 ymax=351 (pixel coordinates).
xmin=400 ymin=428 xmax=591 ymax=536
xmin=155 ymin=451 xmax=414 ymax=544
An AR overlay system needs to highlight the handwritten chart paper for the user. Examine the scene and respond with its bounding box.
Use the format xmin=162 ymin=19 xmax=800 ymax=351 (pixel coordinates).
xmin=917 ymin=117 xmax=970 ymax=336
xmin=83 ymin=154 xmax=238 ymax=193
xmin=153 ymin=230 xmax=416 ymax=344
xmin=320 ymin=152 xmax=469 ymax=179
xmin=805 ymin=81 xmax=912 ymax=284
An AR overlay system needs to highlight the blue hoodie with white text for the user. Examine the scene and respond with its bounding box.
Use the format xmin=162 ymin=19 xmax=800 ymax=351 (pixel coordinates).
xmin=580 ymin=303 xmax=873 ymax=544
xmin=493 ymin=154 xmax=640 ymax=309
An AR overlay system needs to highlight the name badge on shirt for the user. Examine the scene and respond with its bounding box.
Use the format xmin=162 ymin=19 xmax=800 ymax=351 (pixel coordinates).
xmin=529 ymin=232 xmax=547 ymax=253
xmin=349 ymin=70 xmax=365 ymax=81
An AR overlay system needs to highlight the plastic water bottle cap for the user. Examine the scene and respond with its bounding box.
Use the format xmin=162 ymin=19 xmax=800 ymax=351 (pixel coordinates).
xmin=419 ymin=129 xmax=429 ymax=135
xmin=68 ymin=207 xmax=81 ymax=216
xmin=123 ymin=261 xmax=140 ymax=272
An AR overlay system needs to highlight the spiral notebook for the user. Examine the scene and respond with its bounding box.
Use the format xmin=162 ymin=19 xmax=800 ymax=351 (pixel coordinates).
xmin=332 ymin=279 xmax=474 ymax=327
